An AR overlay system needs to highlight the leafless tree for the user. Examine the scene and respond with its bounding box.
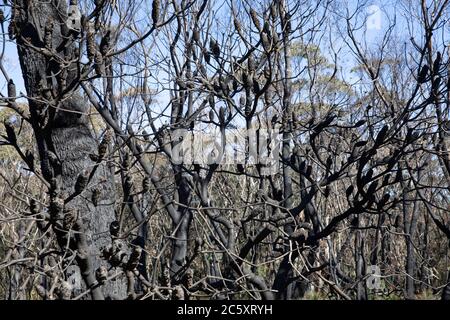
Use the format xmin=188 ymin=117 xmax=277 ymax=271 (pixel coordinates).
xmin=0 ymin=0 xmax=449 ymax=300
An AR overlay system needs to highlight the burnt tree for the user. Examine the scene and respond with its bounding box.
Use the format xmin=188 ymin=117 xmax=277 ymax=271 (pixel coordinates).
xmin=12 ymin=0 xmax=124 ymax=299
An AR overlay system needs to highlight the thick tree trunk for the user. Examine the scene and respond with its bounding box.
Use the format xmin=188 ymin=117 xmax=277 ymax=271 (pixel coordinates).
xmin=51 ymin=126 xmax=125 ymax=298
xmin=13 ymin=0 xmax=125 ymax=299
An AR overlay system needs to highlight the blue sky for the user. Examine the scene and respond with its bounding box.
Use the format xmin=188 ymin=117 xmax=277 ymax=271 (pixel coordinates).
xmin=0 ymin=1 xmax=447 ymax=107
xmin=0 ymin=25 xmax=24 ymax=100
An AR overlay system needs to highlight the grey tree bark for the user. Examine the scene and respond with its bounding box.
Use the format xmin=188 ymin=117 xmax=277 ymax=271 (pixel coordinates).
xmin=13 ymin=0 xmax=125 ymax=299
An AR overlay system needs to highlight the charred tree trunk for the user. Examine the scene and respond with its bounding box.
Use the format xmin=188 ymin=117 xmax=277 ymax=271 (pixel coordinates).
xmin=442 ymin=272 xmax=450 ymax=300
xmin=401 ymin=178 xmax=418 ymax=300
xmin=13 ymin=0 xmax=125 ymax=299
xmin=170 ymin=168 xmax=192 ymax=283
xmin=272 ymin=0 xmax=296 ymax=300
xmin=354 ymin=218 xmax=367 ymax=300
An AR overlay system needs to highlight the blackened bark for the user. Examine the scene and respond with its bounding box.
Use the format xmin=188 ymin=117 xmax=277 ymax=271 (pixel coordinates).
xmin=51 ymin=126 xmax=125 ymax=298
xmin=13 ymin=0 xmax=125 ymax=299
xmin=442 ymin=272 xmax=450 ymax=300
xmin=170 ymin=169 xmax=192 ymax=283
xmin=272 ymin=1 xmax=295 ymax=299
xmin=354 ymin=221 xmax=367 ymax=300
xmin=401 ymin=179 xmax=418 ymax=300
